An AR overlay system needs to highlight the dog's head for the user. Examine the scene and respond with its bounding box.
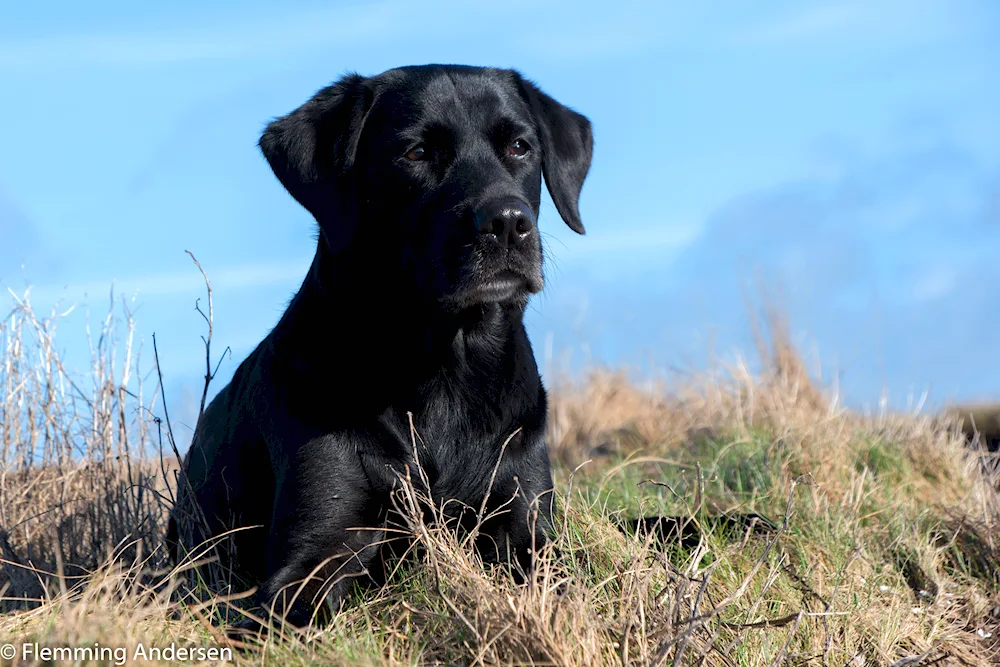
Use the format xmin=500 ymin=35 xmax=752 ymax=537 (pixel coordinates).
xmin=259 ymin=64 xmax=592 ymax=310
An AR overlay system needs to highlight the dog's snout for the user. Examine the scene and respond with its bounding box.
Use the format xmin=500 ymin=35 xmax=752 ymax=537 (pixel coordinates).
xmin=474 ymin=199 xmax=535 ymax=248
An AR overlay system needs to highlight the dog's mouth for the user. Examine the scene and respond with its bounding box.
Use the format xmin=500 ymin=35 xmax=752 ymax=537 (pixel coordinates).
xmin=449 ymin=270 xmax=541 ymax=306
xmin=479 ymin=272 xmax=532 ymax=301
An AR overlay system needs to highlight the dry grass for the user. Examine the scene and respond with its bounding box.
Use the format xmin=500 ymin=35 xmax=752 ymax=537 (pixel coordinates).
xmin=944 ymin=404 xmax=1000 ymax=455
xmin=1 ymin=286 xmax=999 ymax=666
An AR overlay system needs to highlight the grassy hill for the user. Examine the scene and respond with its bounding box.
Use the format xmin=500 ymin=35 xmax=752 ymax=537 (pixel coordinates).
xmin=1 ymin=293 xmax=998 ymax=665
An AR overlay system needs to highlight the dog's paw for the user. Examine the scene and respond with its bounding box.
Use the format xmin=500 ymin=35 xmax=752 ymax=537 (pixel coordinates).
xmin=225 ymin=613 xmax=270 ymax=646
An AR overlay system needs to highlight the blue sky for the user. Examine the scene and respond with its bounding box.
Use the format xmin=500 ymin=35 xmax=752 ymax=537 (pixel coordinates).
xmin=2 ymin=0 xmax=998 ymax=443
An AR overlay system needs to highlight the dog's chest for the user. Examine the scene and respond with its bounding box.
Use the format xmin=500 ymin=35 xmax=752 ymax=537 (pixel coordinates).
xmin=397 ymin=366 xmax=535 ymax=503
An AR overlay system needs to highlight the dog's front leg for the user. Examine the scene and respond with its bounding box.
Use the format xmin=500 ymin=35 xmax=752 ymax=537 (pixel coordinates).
xmin=249 ymin=439 xmax=384 ymax=630
xmin=477 ymin=464 xmax=557 ymax=582
xmin=257 ymin=521 xmax=384 ymax=629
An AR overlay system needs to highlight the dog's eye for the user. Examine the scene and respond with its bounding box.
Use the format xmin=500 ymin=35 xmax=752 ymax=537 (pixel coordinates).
xmin=507 ymin=139 xmax=530 ymax=158
xmin=405 ymin=145 xmax=427 ymax=161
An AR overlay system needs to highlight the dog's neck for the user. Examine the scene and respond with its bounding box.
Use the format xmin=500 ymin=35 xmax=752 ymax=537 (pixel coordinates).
xmin=267 ymin=240 xmax=526 ymax=378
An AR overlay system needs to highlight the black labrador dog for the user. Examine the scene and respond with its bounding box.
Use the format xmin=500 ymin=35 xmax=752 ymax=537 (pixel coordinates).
xmin=165 ymin=64 xmax=592 ymax=630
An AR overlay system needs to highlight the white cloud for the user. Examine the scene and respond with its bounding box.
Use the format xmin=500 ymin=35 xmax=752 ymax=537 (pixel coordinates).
xmin=0 ymin=0 xmax=554 ymax=71
xmin=729 ymin=0 xmax=988 ymax=49
xmin=734 ymin=5 xmax=858 ymax=45
xmin=910 ymin=265 xmax=959 ymax=302
xmin=558 ymin=222 xmax=702 ymax=262
xmin=541 ymin=221 xmax=703 ymax=287
xmin=9 ymin=256 xmax=313 ymax=308
xmin=0 ymin=0 xmax=660 ymax=72
xmin=515 ymin=3 xmax=689 ymax=60
xmin=0 ymin=2 xmax=405 ymax=70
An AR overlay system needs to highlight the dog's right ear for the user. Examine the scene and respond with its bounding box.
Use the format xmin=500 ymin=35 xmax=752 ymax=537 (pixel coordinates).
xmin=259 ymin=73 xmax=371 ymax=249
xmin=514 ymin=73 xmax=593 ymax=235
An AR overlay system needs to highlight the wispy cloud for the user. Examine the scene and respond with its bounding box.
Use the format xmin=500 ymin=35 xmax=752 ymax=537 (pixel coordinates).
xmin=0 ymin=187 xmax=41 ymax=264
xmin=730 ymin=0 xmax=989 ymax=49
xmin=0 ymin=2 xmax=403 ymax=70
xmin=513 ymin=2 xmax=684 ymax=60
xmin=554 ymin=222 xmax=702 ymax=263
xmin=910 ymin=265 xmax=959 ymax=302
xmin=8 ymin=256 xmax=313 ymax=308
xmin=734 ymin=5 xmax=858 ymax=45
xmin=0 ymin=0 xmax=659 ymax=72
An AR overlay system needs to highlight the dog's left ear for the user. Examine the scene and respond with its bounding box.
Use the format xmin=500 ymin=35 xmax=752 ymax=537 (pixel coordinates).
xmin=515 ymin=73 xmax=593 ymax=235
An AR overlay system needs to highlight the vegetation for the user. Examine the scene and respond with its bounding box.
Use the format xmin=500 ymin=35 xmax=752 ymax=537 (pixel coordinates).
xmin=1 ymin=287 xmax=998 ymax=665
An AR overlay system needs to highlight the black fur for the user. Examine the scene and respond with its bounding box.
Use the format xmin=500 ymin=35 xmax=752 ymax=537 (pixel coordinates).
xmin=165 ymin=64 xmax=593 ymax=630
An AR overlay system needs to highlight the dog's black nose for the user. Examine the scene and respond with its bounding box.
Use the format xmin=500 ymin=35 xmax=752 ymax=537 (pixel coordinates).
xmin=474 ymin=199 xmax=535 ymax=248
